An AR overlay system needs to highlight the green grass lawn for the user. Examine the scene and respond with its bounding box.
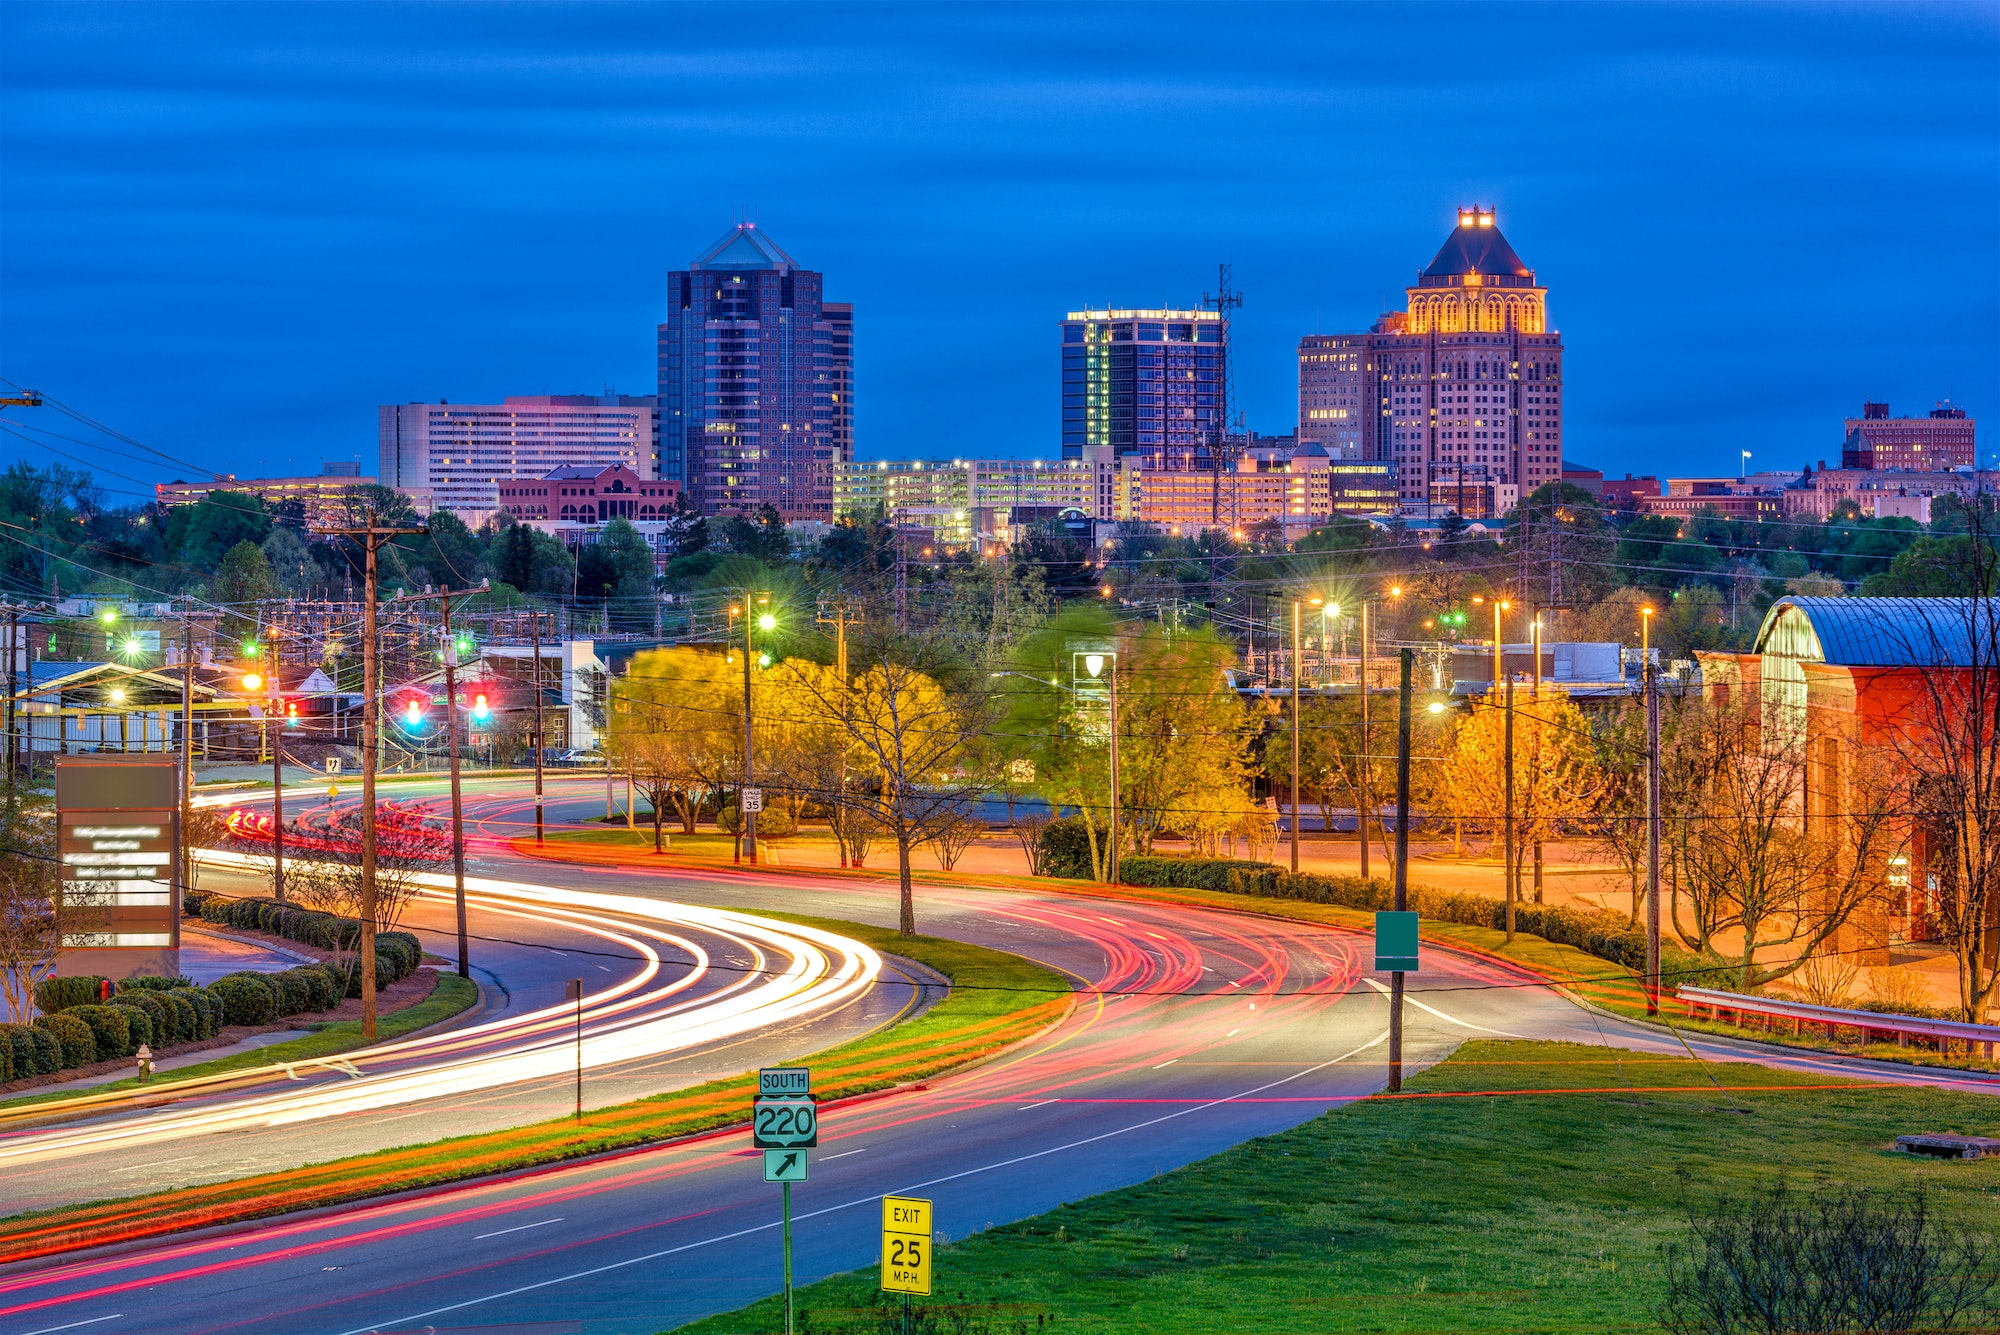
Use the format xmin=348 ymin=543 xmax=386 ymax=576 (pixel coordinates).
xmin=676 ymin=1039 xmax=2000 ymax=1335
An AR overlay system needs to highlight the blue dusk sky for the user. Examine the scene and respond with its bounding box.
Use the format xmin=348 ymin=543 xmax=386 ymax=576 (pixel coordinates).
xmin=2 ymin=2 xmax=1995 ymax=502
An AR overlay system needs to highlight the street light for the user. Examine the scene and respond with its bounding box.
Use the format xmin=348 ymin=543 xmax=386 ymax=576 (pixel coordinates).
xmin=1640 ymin=604 xmax=1655 ymax=664
xmin=738 ymin=593 xmax=773 ymax=865
xmin=1077 ymin=650 xmax=1120 ymax=884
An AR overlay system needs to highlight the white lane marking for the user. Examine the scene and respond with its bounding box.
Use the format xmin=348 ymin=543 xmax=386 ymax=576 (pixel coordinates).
xmin=22 ymin=1317 xmax=124 ymax=1335
xmin=1017 ymin=1100 xmax=1057 ymax=1110
xmin=474 ymin=1217 xmax=565 ymax=1240
xmin=1153 ymin=1059 xmax=1178 ymax=1068
xmin=817 ymin=1149 xmax=867 ymax=1161
xmin=334 ymin=1031 xmax=1387 ymax=1335
xmin=1363 ymin=978 xmax=1526 ymax=1037
xmin=108 ymin=1155 xmax=197 ymax=1174
xmin=1226 ymin=1028 xmax=1240 ymax=1037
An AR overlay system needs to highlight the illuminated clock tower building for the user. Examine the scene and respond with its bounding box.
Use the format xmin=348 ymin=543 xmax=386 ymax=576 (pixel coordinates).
xmin=1298 ymin=207 xmax=1564 ymax=514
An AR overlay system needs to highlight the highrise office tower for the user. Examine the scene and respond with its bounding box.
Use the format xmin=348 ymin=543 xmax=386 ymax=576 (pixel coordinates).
xmin=1061 ymin=308 xmax=1225 ymax=463
xmin=1299 ymin=208 xmax=1563 ymax=512
xmin=657 ymin=223 xmax=852 ymax=520
xmin=378 ymin=395 xmax=657 ymax=524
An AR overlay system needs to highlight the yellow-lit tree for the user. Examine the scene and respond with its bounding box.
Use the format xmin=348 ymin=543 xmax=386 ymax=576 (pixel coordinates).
xmin=610 ymin=647 xmax=743 ymax=835
xmin=1433 ymin=688 xmax=1604 ymax=901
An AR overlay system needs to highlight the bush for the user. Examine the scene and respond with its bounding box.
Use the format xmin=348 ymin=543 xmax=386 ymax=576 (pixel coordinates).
xmin=290 ymin=964 xmax=341 ymax=1011
xmin=111 ymin=1003 xmax=154 ymax=1051
xmin=209 ymin=974 xmax=277 ymax=1027
xmin=181 ymin=885 xmax=215 ymax=917
xmin=266 ymin=969 xmax=316 ymax=1017
xmin=33 ymin=1012 xmax=98 ymax=1068
xmin=1114 ymin=854 xmax=1724 ymax=985
xmin=0 ymin=1023 xmax=45 ymax=1078
xmin=157 ymin=990 xmax=199 ymax=1043
xmin=118 ymin=974 xmax=195 ymax=993
xmin=1037 ymin=817 xmax=1098 ymax=879
xmin=68 ymin=1004 xmax=134 ymax=1058
xmin=112 ymin=993 xmax=169 ymax=1047
xmin=169 ymin=986 xmax=220 ymax=1040
xmin=33 ymin=976 xmax=106 ymax=1015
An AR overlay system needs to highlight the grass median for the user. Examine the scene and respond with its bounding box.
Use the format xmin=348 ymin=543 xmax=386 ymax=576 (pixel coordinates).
xmin=0 ymin=915 xmax=1071 ymax=1266
xmin=677 ymin=1038 xmax=2000 ymax=1335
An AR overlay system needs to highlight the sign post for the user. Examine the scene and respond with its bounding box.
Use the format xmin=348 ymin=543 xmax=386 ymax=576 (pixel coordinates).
xmin=881 ymin=1194 xmax=934 ymax=1334
xmin=54 ymin=757 xmax=182 ymax=982
xmin=564 ymin=979 xmax=583 ymax=1119
xmin=755 ymin=1067 xmax=815 ymax=1335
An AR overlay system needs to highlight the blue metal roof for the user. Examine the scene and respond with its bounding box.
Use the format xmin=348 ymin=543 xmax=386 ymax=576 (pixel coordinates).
xmin=1753 ymin=596 xmax=1999 ymax=667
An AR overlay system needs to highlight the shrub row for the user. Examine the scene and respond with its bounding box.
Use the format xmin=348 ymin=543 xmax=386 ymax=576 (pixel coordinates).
xmin=1115 ymin=853 xmax=1727 ymax=986
xmin=9 ymin=959 xmax=348 ymax=1081
xmin=194 ymin=895 xmax=424 ymax=995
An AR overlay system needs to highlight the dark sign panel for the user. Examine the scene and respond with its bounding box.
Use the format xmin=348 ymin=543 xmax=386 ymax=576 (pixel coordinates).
xmin=54 ymin=757 xmax=181 ymax=979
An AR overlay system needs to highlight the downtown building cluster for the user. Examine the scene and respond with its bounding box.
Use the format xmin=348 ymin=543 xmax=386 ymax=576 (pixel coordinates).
xmin=153 ymin=211 xmax=1979 ymax=551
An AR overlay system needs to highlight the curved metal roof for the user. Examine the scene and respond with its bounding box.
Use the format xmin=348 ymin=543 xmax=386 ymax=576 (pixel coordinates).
xmin=1752 ymin=595 xmax=1998 ymax=667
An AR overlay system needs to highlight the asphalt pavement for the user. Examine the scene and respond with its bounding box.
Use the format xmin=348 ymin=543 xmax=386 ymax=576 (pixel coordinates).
xmin=0 ymin=776 xmax=1994 ymax=1335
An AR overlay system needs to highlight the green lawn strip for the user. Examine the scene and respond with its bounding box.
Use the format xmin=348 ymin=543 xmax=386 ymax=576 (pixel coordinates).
xmin=0 ymin=975 xmax=482 ymax=1113
xmin=674 ymin=1039 xmax=2000 ymax=1335
xmin=0 ymin=921 xmax=1070 ymax=1263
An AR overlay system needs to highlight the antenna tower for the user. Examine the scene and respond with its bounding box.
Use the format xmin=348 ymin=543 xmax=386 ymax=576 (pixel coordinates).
xmin=1201 ymin=264 xmax=1243 ymax=609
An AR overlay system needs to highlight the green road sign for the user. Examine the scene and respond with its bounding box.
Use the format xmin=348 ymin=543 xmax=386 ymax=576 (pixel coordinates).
xmin=753 ymin=1094 xmax=819 ymax=1148
xmin=764 ymin=1148 xmax=809 ymax=1182
xmin=1375 ymin=910 xmax=1419 ymax=972
xmin=760 ymin=1066 xmax=811 ymax=1097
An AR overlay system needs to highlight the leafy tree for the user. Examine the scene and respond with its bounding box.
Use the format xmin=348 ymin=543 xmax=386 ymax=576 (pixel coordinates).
xmin=1859 ymin=535 xmax=1998 ymax=597
xmin=174 ymin=491 xmax=272 ymax=573
xmin=490 ymin=522 xmax=575 ymax=598
xmin=719 ymin=504 xmax=791 ymax=563
xmin=212 ymin=541 xmax=280 ymax=633
xmin=260 ymin=526 xmax=319 ymax=596
xmin=610 ymin=647 xmax=743 ymax=834
xmin=660 ymin=492 xmax=710 ymax=558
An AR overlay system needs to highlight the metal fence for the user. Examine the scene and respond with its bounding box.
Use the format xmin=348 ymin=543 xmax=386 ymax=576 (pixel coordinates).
xmin=1676 ymin=984 xmax=1999 ymax=1061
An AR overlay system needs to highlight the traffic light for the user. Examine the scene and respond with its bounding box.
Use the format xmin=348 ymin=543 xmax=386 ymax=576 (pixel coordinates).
xmin=757 ymin=612 xmax=777 ymax=632
xmin=285 ymin=700 xmax=300 ymax=728
xmin=404 ymin=696 xmax=426 ymax=730
xmin=243 ymin=639 xmax=261 ymax=659
xmin=471 ymin=691 xmax=491 ymax=723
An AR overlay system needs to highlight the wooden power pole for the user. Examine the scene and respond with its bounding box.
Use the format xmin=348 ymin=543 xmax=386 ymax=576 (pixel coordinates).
xmin=313 ymin=512 xmax=425 ymax=1039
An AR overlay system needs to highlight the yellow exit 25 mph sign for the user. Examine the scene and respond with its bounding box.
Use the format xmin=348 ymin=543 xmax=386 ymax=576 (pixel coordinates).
xmin=880 ymin=1195 xmax=932 ymax=1295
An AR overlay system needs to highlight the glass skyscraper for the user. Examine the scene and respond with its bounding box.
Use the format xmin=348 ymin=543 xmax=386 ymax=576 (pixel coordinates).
xmin=1060 ymin=308 xmax=1224 ymax=462
xmin=657 ymin=224 xmax=852 ymax=520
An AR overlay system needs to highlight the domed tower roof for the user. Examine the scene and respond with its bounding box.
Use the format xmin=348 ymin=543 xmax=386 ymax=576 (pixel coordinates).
xmin=1416 ymin=208 xmax=1533 ymax=287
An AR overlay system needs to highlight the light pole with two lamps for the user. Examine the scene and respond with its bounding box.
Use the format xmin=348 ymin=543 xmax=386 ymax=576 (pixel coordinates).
xmin=1078 ymin=650 xmax=1119 ymax=885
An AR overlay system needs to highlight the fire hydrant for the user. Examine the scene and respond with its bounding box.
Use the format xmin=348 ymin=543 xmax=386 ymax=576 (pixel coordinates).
xmin=136 ymin=1044 xmax=154 ymax=1083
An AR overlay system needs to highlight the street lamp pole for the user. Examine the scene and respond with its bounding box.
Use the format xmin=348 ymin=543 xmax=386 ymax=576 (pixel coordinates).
xmin=1496 ymin=599 xmax=1515 ymax=943
xmin=1290 ymin=598 xmax=1302 ymax=875
xmin=1081 ymin=652 xmax=1120 ymax=884
xmin=1359 ymin=599 xmax=1370 ymax=881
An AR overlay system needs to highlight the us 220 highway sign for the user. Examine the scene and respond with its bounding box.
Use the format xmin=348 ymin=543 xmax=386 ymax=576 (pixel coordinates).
xmin=752 ymin=1095 xmax=818 ymax=1148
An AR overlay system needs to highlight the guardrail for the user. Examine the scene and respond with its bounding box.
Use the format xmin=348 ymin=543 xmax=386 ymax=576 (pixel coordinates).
xmin=1676 ymin=985 xmax=1999 ymax=1061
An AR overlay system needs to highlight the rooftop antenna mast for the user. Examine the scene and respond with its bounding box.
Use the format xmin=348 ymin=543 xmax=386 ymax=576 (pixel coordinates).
xmin=1202 ymin=263 xmax=1243 ymax=613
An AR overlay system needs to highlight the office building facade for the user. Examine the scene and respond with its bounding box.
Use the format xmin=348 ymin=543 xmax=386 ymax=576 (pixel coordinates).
xmin=1061 ymin=308 xmax=1224 ymax=462
xmin=1298 ymin=208 xmax=1564 ymax=513
xmin=657 ymin=223 xmax=852 ymax=521
xmin=156 ymin=463 xmax=378 ymax=529
xmin=1840 ymin=401 xmax=1975 ymax=471
xmin=378 ymin=395 xmax=657 ymax=524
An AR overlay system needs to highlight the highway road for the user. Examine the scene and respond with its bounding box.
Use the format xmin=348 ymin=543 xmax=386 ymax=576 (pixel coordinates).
xmin=1 ymin=775 xmax=1995 ymax=1335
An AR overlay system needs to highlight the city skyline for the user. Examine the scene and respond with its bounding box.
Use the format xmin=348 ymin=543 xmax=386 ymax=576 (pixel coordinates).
xmin=2 ymin=3 xmax=1995 ymax=501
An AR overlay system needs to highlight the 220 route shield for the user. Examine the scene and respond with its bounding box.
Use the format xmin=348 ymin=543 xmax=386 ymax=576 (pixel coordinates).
xmin=752 ymin=1094 xmax=818 ymax=1148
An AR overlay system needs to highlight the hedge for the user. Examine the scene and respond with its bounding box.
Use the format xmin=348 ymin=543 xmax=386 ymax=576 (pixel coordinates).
xmin=33 ymin=1013 xmax=97 ymax=1068
xmin=169 ymin=986 xmax=221 ymax=1041
xmin=1115 ymin=854 xmax=1727 ymax=986
xmin=196 ymin=896 xmax=424 ymax=993
xmin=112 ymin=993 xmax=170 ymax=1047
xmin=33 ymin=976 xmax=105 ymax=1015
xmin=0 ymin=1024 xmax=47 ymax=1079
xmin=1037 ymin=817 xmax=1099 ymax=879
xmin=67 ymin=1005 xmax=135 ymax=1059
xmin=209 ymin=974 xmax=278 ymax=1027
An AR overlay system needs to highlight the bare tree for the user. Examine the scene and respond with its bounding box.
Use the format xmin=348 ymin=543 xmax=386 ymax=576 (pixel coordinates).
xmin=1663 ymin=693 xmax=1900 ymax=992
xmin=1871 ymin=563 xmax=2000 ymax=1021
xmin=921 ymin=810 xmax=986 ymax=872
xmin=0 ymin=793 xmax=57 ymax=1022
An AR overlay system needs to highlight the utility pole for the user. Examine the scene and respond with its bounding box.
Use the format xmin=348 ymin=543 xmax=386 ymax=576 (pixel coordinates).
xmin=399 ymin=582 xmax=487 ymax=980
xmin=1389 ymin=648 xmax=1413 ymax=1093
xmin=893 ymin=531 xmax=908 ymax=633
xmin=740 ymin=593 xmax=761 ymax=866
xmin=1645 ymin=656 xmax=1663 ymax=1014
xmin=1201 ymin=264 xmax=1243 ymax=611
xmin=531 ymin=609 xmax=545 ymax=844
xmin=4 ymin=605 xmax=17 ymax=786
xmin=180 ymin=621 xmax=194 ymax=907
xmin=1359 ymin=600 xmax=1371 ymax=881
xmin=817 ymin=599 xmax=857 ymax=867
xmin=267 ymin=612 xmax=286 ymax=903
xmin=1504 ymin=666 xmax=1517 ymax=944
xmin=1531 ymin=611 xmax=1543 ymax=906
xmin=314 ymin=513 xmax=426 ymax=1039
xmin=1290 ymin=598 xmax=1302 ymax=875
xmin=1106 ymin=656 xmax=1121 ymax=885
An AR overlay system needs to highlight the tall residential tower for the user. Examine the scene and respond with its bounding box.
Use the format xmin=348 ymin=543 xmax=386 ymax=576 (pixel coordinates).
xmin=1061 ymin=308 xmax=1225 ymax=463
xmin=657 ymin=223 xmax=852 ymax=520
xmin=1299 ymin=208 xmax=1563 ymax=513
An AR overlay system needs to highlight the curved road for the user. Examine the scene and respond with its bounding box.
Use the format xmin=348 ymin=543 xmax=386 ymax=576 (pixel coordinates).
xmin=0 ymin=775 xmax=1994 ymax=1334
